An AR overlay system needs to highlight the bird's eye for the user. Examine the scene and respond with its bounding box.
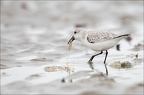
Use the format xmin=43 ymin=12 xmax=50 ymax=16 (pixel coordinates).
xmin=74 ymin=31 xmax=77 ymax=34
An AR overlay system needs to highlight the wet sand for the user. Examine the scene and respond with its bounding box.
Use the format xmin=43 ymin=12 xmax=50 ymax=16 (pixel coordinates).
xmin=1 ymin=1 xmax=143 ymax=94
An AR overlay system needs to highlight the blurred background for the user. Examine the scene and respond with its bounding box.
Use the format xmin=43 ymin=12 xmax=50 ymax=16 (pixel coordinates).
xmin=1 ymin=0 xmax=143 ymax=62
xmin=1 ymin=1 xmax=143 ymax=94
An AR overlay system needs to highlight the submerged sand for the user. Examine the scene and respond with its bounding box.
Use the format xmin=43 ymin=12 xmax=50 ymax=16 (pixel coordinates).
xmin=1 ymin=1 xmax=143 ymax=94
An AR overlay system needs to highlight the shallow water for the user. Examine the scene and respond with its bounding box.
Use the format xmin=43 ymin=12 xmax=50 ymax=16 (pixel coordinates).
xmin=1 ymin=1 xmax=143 ymax=94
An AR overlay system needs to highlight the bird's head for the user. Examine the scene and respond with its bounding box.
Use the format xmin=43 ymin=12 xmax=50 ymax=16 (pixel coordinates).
xmin=68 ymin=28 xmax=86 ymax=44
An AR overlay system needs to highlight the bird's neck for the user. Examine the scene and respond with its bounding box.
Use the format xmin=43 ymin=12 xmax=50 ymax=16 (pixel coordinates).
xmin=80 ymin=31 xmax=87 ymax=45
xmin=82 ymin=31 xmax=87 ymax=40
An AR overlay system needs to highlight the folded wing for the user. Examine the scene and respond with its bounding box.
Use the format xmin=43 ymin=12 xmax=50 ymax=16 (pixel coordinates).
xmin=87 ymin=31 xmax=118 ymax=43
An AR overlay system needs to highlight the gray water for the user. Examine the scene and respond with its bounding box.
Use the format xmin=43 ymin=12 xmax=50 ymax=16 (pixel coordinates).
xmin=1 ymin=1 xmax=143 ymax=94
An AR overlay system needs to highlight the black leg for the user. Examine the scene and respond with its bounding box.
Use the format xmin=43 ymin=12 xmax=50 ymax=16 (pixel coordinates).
xmin=88 ymin=51 xmax=103 ymax=62
xmin=104 ymin=50 xmax=108 ymax=76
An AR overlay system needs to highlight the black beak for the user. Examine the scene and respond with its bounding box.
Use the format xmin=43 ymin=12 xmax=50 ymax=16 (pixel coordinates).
xmin=68 ymin=36 xmax=75 ymax=44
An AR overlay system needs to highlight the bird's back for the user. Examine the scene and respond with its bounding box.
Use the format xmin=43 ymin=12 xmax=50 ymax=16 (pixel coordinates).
xmin=84 ymin=30 xmax=129 ymax=51
xmin=87 ymin=31 xmax=118 ymax=43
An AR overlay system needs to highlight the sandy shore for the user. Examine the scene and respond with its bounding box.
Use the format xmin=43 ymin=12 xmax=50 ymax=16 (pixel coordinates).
xmin=1 ymin=1 xmax=143 ymax=94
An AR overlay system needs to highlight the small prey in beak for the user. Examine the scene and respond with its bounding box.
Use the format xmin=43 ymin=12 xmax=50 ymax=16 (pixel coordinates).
xmin=67 ymin=36 xmax=75 ymax=61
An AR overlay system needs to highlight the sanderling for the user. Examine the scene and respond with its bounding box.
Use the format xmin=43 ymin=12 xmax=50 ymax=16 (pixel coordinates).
xmin=68 ymin=28 xmax=129 ymax=76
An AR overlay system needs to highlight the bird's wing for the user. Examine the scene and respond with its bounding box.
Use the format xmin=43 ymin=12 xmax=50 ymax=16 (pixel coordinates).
xmin=87 ymin=31 xmax=118 ymax=43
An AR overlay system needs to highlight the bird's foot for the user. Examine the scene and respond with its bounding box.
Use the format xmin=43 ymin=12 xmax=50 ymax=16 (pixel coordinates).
xmin=88 ymin=60 xmax=93 ymax=64
xmin=106 ymin=71 xmax=108 ymax=76
xmin=87 ymin=61 xmax=94 ymax=70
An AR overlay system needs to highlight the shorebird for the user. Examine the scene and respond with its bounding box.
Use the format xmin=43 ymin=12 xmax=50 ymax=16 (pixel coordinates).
xmin=68 ymin=28 xmax=129 ymax=75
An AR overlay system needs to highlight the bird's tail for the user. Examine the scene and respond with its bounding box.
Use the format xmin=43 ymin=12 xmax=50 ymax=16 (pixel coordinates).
xmin=114 ymin=34 xmax=129 ymax=39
